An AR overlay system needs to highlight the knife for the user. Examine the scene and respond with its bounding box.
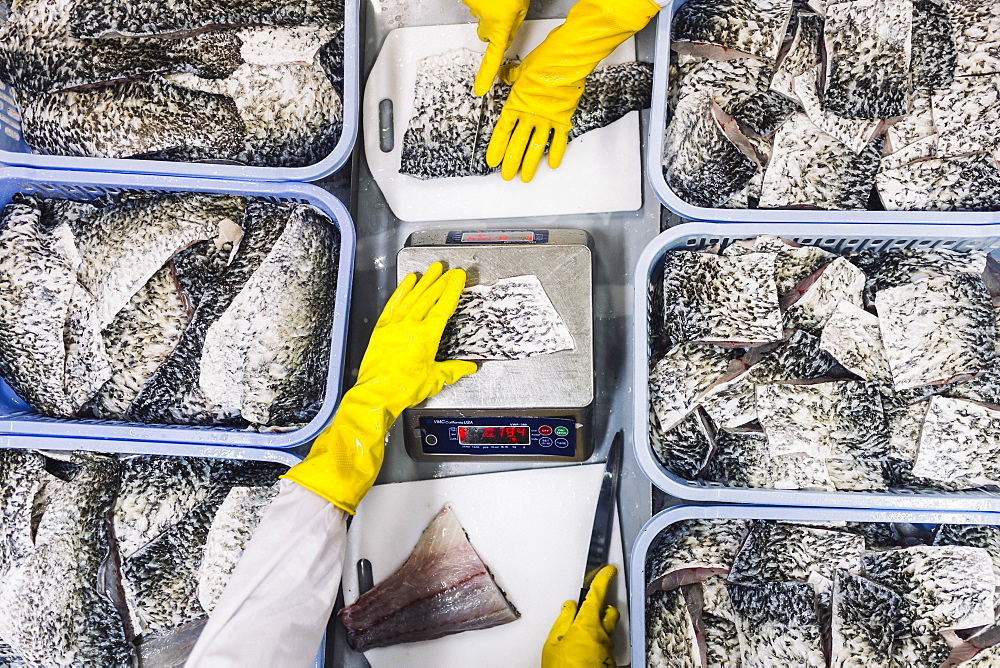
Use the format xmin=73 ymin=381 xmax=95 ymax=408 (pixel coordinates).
xmin=469 ymin=96 xmax=489 ymax=173
xmin=578 ymin=431 xmax=624 ymax=608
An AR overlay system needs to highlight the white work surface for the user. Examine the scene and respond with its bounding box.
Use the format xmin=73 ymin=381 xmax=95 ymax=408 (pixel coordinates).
xmin=363 ymin=20 xmax=643 ymax=222
xmin=342 ymin=464 xmax=629 ymax=666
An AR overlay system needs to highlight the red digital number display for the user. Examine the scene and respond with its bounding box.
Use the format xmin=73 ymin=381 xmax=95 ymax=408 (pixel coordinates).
xmin=457 ymin=426 xmax=531 ymax=445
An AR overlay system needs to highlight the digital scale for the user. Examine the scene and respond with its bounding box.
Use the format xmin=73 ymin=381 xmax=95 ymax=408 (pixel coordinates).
xmin=398 ymin=229 xmax=595 ymax=461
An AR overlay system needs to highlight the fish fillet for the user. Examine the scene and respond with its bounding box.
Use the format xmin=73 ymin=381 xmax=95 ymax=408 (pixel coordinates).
xmin=671 ymin=0 xmax=795 ymax=62
xmin=875 ymin=273 xmax=994 ymax=391
xmin=878 ymin=153 xmax=1000 ymax=210
xmin=338 ymin=506 xmax=520 ymax=652
xmin=934 ymin=524 xmax=1000 ymax=583
xmin=782 ymin=257 xmax=866 ymax=331
xmin=70 ymin=0 xmax=344 ymax=38
xmin=701 ymin=427 xmax=835 ymax=490
xmin=437 ymin=275 xmax=574 ymax=361
xmin=819 ymin=301 xmax=893 ymax=383
xmin=911 ymin=0 xmax=956 ymax=88
xmin=948 ymin=0 xmax=1000 ymax=77
xmin=910 ymin=396 xmax=1000 ymax=487
xmin=728 ymin=581 xmax=826 ymax=667
xmin=645 ymin=518 xmax=749 ymax=593
xmin=648 ymin=343 xmax=735 ymax=432
xmin=646 ymin=589 xmax=703 ymax=667
xmin=830 ymin=571 xmax=903 ymax=667
xmin=729 ymin=522 xmax=865 ymax=588
xmin=932 ymin=75 xmax=1000 ymax=158
xmin=721 ymin=235 xmax=837 ymax=296
xmin=770 ymin=12 xmax=823 ymax=99
xmin=649 ymin=408 xmax=716 ymax=479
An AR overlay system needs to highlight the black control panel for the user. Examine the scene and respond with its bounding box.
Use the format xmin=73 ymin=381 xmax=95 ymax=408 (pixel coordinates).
xmin=418 ymin=416 xmax=578 ymax=455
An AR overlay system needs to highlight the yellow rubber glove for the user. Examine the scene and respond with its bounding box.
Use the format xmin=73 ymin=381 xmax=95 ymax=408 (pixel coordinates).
xmin=542 ymin=565 xmax=621 ymax=668
xmin=462 ymin=0 xmax=531 ymax=96
xmin=283 ymin=263 xmax=478 ymax=514
xmin=486 ymin=0 xmax=659 ymax=182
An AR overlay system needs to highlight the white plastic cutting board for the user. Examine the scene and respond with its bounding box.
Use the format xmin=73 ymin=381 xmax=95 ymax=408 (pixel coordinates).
xmin=363 ymin=21 xmax=643 ymax=222
xmin=342 ymin=464 xmax=629 ymax=666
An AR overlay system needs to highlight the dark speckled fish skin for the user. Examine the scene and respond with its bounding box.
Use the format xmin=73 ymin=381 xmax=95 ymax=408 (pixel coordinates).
xmin=728 ymin=581 xmax=826 ymax=667
xmin=671 ymin=0 xmax=795 ymax=62
xmin=934 ymin=524 xmax=1000 ymax=582
xmin=0 ymin=452 xmax=132 ymax=667
xmin=649 ymin=408 xmax=716 ymax=479
xmin=0 ymin=450 xmax=46 ymax=568
xmin=399 ymin=49 xmax=652 ymax=180
xmin=646 ymin=589 xmax=700 ymax=667
xmin=728 ymin=521 xmax=865 ymax=587
xmin=70 ymin=0 xmax=344 ymax=38
xmin=18 ymin=76 xmax=246 ymax=160
xmin=831 ymin=570 xmax=903 ymax=667
xmin=0 ymin=195 xmax=81 ymax=417
xmin=910 ymin=0 xmax=956 ymax=89
xmin=645 ymin=518 xmax=749 ymax=593
xmin=0 ymin=0 xmax=243 ymax=94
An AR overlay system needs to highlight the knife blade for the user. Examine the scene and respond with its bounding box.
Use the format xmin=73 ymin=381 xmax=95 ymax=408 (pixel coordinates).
xmin=578 ymin=431 xmax=623 ymax=608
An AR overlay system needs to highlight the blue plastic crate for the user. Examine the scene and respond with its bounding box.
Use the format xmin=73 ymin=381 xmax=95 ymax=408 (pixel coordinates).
xmin=633 ymin=222 xmax=1000 ymax=510
xmin=630 ymin=504 xmax=1000 ymax=668
xmin=0 ymin=2 xmax=359 ymax=182
xmin=0 ymin=167 xmax=355 ymax=450
xmin=647 ymin=3 xmax=1000 ymax=223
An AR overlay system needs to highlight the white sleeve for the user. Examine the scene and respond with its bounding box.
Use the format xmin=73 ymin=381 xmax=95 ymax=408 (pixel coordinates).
xmin=186 ymin=479 xmax=349 ymax=668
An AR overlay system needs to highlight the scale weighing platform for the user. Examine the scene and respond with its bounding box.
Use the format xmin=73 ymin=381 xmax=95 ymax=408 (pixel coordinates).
xmin=398 ymin=229 xmax=595 ymax=462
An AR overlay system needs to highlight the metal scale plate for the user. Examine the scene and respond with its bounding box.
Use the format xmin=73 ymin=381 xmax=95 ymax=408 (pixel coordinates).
xmin=398 ymin=229 xmax=594 ymax=461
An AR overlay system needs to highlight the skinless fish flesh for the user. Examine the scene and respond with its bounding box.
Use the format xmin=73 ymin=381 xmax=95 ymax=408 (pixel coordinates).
xmin=0 ymin=452 xmax=132 ymax=666
xmin=759 ymin=112 xmax=884 ymax=209
xmin=910 ymin=0 xmax=956 ymax=88
xmin=197 ymin=483 xmax=280 ymax=614
xmin=910 ymin=396 xmax=1000 ymax=487
xmin=727 ymin=581 xmax=826 ymax=667
xmin=875 ymin=273 xmax=995 ymax=391
xmin=437 ymin=275 xmax=574 ymax=361
xmin=792 ymin=68 xmax=884 ymax=154
xmin=0 ymin=195 xmax=82 ymax=417
xmin=72 ymin=193 xmax=243 ymax=329
xmin=649 ymin=408 xmax=716 ymax=479
xmin=645 ymin=518 xmax=750 ymax=593
xmin=948 ymin=0 xmax=1000 ymax=77
xmin=661 ymin=250 xmax=782 ymax=346
xmin=662 ymin=91 xmax=760 ymax=209
xmin=0 ymin=0 xmax=243 ymax=94
xmin=700 ymin=427 xmax=835 ymax=490
xmin=69 ymin=0 xmax=344 ymax=39
xmin=398 ymin=48 xmax=652 ymax=179
xmin=338 ymin=506 xmax=520 ymax=652
xmin=822 ymin=0 xmax=913 ymax=119
xmin=648 ymin=343 xmax=736 ymax=432
xmin=197 ymin=204 xmax=338 ymax=426
xmin=861 ymin=545 xmax=995 ymax=638
xmin=700 ymin=330 xmax=835 ymax=429
xmin=830 ymin=570 xmax=904 ymax=667
xmin=18 ymin=76 xmax=246 ymax=160
xmin=932 ymin=75 xmax=1000 ymax=158
xmin=934 ymin=524 xmax=1000 ymax=582
xmin=770 ymin=11 xmax=822 ymax=100
xmin=756 ymin=381 xmax=890 ymax=490
xmin=819 ymin=301 xmax=893 ymax=383
xmin=92 ymin=263 xmax=190 ymax=420
xmin=165 ymin=47 xmax=343 ymax=167
xmin=720 ymin=235 xmax=837 ymax=296
xmin=646 ymin=589 xmax=703 ymax=668
xmin=670 ymin=0 xmax=795 ymax=62
xmin=728 ymin=522 xmax=866 ymax=588
xmin=782 ymin=257 xmax=866 ymax=332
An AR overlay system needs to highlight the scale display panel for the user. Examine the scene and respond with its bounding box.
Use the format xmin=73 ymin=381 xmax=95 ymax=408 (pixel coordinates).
xmin=445 ymin=230 xmax=549 ymax=245
xmin=419 ymin=416 xmax=578 ymax=456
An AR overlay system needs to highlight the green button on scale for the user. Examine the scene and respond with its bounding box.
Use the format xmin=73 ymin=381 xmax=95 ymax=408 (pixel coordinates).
xmin=554 ymin=426 xmax=569 ymax=437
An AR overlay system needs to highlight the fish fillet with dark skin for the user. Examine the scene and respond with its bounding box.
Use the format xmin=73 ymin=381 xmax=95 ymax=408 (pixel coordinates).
xmin=339 ymin=506 xmax=520 ymax=652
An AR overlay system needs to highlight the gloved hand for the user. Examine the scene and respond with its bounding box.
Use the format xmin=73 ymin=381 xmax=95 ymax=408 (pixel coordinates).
xmin=542 ymin=564 xmax=621 ymax=668
xmin=283 ymin=263 xmax=477 ymax=514
xmin=486 ymin=0 xmax=659 ymax=182
xmin=462 ymin=0 xmax=531 ymax=96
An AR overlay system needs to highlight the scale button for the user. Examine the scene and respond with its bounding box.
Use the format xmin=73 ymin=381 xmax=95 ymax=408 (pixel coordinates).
xmin=554 ymin=426 xmax=570 ymax=437
xmin=539 ymin=437 xmax=553 ymax=447
xmin=425 ymin=434 xmax=438 ymax=446
xmin=555 ymin=438 xmax=569 ymax=448
xmin=538 ymin=425 xmax=553 ymax=436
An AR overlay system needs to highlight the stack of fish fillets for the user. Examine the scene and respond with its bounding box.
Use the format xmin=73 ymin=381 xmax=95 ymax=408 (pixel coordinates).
xmin=645 ymin=518 xmax=1000 ymax=667
xmin=0 ymin=449 xmax=286 ymax=666
xmin=0 ymin=0 xmax=346 ymax=167
xmin=663 ymin=0 xmax=1000 ymax=211
xmin=0 ymin=190 xmax=340 ymax=429
xmin=648 ymin=234 xmax=1000 ymax=492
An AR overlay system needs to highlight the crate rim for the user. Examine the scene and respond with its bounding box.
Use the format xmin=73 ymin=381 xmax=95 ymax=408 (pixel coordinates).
xmin=645 ymin=7 xmax=1000 ymax=223
xmin=0 ymin=0 xmax=360 ymax=183
xmin=629 ymin=502 xmax=1000 ymax=668
xmin=0 ymin=166 xmax=355 ymax=450
xmin=632 ymin=221 xmax=1000 ymax=511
